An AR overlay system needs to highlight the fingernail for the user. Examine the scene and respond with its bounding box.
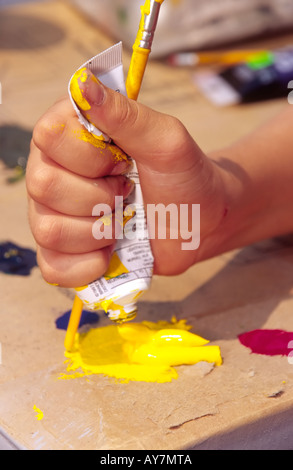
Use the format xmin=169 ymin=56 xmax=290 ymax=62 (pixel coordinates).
xmin=70 ymin=68 xmax=91 ymax=111
xmin=123 ymin=179 xmax=135 ymax=199
xmin=84 ymin=70 xmax=106 ymax=107
xmin=70 ymin=67 xmax=106 ymax=111
xmin=110 ymin=159 xmax=132 ymax=176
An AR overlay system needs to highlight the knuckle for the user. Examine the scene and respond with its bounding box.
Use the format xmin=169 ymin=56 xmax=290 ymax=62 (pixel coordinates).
xmin=36 ymin=251 xmax=58 ymax=285
xmin=163 ymin=116 xmax=190 ymax=155
xmin=114 ymin=94 xmax=140 ymax=134
xmin=33 ymin=216 xmax=63 ymax=250
xmin=26 ymin=164 xmax=56 ymax=203
xmin=32 ymin=112 xmax=65 ymax=154
xmin=32 ymin=115 xmax=53 ymax=152
xmin=41 ymin=265 xmax=59 ymax=286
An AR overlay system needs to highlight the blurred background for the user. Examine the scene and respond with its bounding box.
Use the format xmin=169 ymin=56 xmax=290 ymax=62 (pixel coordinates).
xmin=0 ymin=0 xmax=293 ymax=209
xmin=69 ymin=0 xmax=293 ymax=57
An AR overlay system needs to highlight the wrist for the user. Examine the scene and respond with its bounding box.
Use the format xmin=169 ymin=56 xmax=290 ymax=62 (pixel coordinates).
xmin=200 ymin=147 xmax=293 ymax=260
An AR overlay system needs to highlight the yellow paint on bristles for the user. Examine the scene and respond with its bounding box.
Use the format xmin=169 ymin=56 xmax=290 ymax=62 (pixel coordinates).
xmin=64 ymin=295 xmax=84 ymax=351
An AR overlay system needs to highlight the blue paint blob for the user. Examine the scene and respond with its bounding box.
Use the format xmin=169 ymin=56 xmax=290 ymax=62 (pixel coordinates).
xmin=0 ymin=241 xmax=37 ymax=275
xmin=55 ymin=309 xmax=100 ymax=330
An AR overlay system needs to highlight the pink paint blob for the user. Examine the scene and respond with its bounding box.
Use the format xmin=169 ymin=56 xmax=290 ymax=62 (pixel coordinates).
xmin=238 ymin=329 xmax=293 ymax=356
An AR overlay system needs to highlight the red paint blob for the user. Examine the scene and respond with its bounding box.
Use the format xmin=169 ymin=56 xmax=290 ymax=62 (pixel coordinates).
xmin=238 ymin=329 xmax=293 ymax=356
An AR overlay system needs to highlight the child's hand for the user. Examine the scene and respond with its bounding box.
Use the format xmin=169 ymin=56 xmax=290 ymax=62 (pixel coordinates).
xmin=26 ymin=70 xmax=227 ymax=287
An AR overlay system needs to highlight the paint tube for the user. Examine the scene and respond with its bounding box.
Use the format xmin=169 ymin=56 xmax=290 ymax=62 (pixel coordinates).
xmin=194 ymin=47 xmax=293 ymax=106
xmin=68 ymin=42 xmax=154 ymax=322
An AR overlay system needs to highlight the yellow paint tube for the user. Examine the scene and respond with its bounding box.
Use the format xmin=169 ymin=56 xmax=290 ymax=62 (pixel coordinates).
xmin=68 ymin=42 xmax=154 ymax=322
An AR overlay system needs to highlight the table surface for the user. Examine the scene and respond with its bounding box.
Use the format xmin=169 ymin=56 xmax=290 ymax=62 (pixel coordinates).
xmin=1 ymin=0 xmax=293 ymax=450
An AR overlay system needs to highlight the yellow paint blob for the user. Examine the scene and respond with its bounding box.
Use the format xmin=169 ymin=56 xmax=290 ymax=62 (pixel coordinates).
xmin=60 ymin=318 xmax=222 ymax=383
xmin=70 ymin=67 xmax=91 ymax=111
xmin=99 ymin=300 xmax=136 ymax=322
xmin=103 ymin=251 xmax=129 ymax=280
xmin=73 ymin=128 xmax=129 ymax=163
xmin=33 ymin=405 xmax=44 ymax=421
xmin=75 ymin=285 xmax=89 ymax=292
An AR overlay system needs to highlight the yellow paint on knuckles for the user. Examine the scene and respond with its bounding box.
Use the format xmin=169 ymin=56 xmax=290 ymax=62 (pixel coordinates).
xmin=72 ymin=128 xmax=129 ymax=163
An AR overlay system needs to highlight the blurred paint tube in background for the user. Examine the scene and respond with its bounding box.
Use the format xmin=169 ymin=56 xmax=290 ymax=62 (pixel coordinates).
xmin=68 ymin=42 xmax=154 ymax=322
xmin=194 ymin=47 xmax=293 ymax=106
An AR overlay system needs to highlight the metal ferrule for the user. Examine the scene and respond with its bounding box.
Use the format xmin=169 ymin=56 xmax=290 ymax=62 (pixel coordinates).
xmin=139 ymin=0 xmax=162 ymax=50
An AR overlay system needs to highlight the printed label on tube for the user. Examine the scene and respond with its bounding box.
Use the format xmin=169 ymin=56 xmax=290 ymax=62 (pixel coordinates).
xmin=68 ymin=42 xmax=154 ymax=322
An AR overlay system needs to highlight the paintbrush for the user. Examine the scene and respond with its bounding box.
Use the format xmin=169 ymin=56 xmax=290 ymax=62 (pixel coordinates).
xmin=126 ymin=0 xmax=165 ymax=100
xmin=64 ymin=0 xmax=164 ymax=351
xmin=64 ymin=295 xmax=84 ymax=351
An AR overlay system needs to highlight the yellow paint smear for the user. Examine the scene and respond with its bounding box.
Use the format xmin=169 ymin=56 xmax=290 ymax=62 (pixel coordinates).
xmin=33 ymin=405 xmax=44 ymax=421
xmin=50 ymin=123 xmax=65 ymax=134
xmin=73 ymin=128 xmax=128 ymax=163
xmin=70 ymin=67 xmax=91 ymax=112
xmin=103 ymin=251 xmax=129 ymax=280
xmin=75 ymin=285 xmax=88 ymax=292
xmin=134 ymin=0 xmax=165 ymax=50
xmin=126 ymin=1 xmax=151 ymax=100
xmin=60 ymin=318 xmax=222 ymax=383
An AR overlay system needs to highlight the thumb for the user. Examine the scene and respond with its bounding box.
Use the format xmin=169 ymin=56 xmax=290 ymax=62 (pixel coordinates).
xmin=69 ymin=67 xmax=205 ymax=175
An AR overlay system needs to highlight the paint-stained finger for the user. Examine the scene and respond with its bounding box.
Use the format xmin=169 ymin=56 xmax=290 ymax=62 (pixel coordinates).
xmin=32 ymin=96 xmax=132 ymax=178
xmin=69 ymin=68 xmax=205 ymax=175
xmin=26 ymin=146 xmax=134 ymax=216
